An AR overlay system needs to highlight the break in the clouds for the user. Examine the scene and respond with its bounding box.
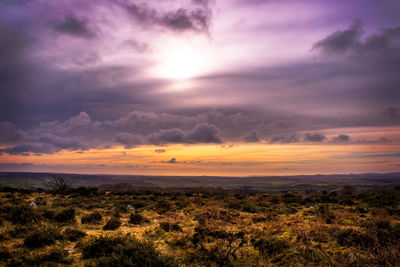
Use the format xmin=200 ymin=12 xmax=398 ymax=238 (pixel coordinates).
xmin=0 ymin=0 xmax=400 ymax=174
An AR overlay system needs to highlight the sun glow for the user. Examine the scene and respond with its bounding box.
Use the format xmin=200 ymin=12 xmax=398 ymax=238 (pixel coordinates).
xmin=154 ymin=38 xmax=220 ymax=80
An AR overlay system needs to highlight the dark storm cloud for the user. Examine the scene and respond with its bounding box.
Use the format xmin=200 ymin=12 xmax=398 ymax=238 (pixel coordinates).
xmin=313 ymin=19 xmax=400 ymax=60
xmin=269 ymin=133 xmax=299 ymax=144
xmin=147 ymin=123 xmax=221 ymax=145
xmin=310 ymin=21 xmax=400 ymax=118
xmin=312 ymin=19 xmax=363 ymax=55
xmin=0 ymin=122 xmax=24 ymax=145
xmin=54 ymin=16 xmax=94 ymax=38
xmin=0 ymin=112 xmax=99 ymax=155
xmin=186 ymin=123 xmax=221 ymax=143
xmin=0 ymin=143 xmax=54 ymax=155
xmin=38 ymin=133 xmax=88 ymax=150
xmin=0 ymin=104 xmax=395 ymax=156
xmin=161 ymin=8 xmax=210 ymax=32
xmin=114 ymin=133 xmax=144 ymax=148
xmin=304 ymin=133 xmax=326 ymax=142
xmin=0 ymin=132 xmax=90 ymax=156
xmin=148 ymin=128 xmax=185 ymax=144
xmin=243 ymin=130 xmax=260 ymax=143
xmin=125 ymin=2 xmax=211 ymax=33
xmin=0 ymin=111 xmax=223 ymax=155
xmin=332 ymin=134 xmax=350 ymax=143
xmin=0 ymin=17 xmax=36 ymax=123
xmin=352 ymin=152 xmax=400 ymax=158
xmin=0 ymin=21 xmax=30 ymax=60
xmin=384 ymin=107 xmax=400 ymax=123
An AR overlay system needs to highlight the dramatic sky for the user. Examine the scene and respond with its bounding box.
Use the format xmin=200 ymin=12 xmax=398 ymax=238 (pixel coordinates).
xmin=1 ymin=0 xmax=400 ymax=176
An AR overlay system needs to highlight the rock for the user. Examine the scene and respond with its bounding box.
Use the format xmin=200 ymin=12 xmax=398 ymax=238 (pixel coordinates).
xmin=347 ymin=252 xmax=356 ymax=263
xmin=65 ymin=248 xmax=74 ymax=255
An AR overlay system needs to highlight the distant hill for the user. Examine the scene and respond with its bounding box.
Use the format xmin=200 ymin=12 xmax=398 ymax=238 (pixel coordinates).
xmin=1 ymin=171 xmax=400 ymax=192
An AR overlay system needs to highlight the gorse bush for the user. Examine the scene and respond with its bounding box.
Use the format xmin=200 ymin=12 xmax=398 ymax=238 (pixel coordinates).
xmin=252 ymin=235 xmax=290 ymax=257
xmin=24 ymin=228 xmax=63 ymax=249
xmin=252 ymin=215 xmax=267 ymax=223
xmin=336 ymin=228 xmax=377 ymax=248
xmin=35 ymin=248 xmax=72 ymax=265
xmin=39 ymin=207 xmax=55 ymax=220
xmin=189 ymin=227 xmax=247 ymax=266
xmin=129 ymin=213 xmax=149 ymax=225
xmin=156 ymin=200 xmax=173 ymax=214
xmin=160 ymin=222 xmax=182 ymax=232
xmin=9 ymin=247 xmax=72 ymax=266
xmin=0 ymin=245 xmax=11 ymax=262
xmin=7 ymin=205 xmax=41 ymax=225
xmin=55 ymin=208 xmax=75 ymax=223
xmin=276 ymin=247 xmax=328 ymax=266
xmin=103 ymin=217 xmax=121 ymax=230
xmin=63 ymin=227 xmax=86 ymax=241
xmin=81 ymin=211 xmax=102 ymax=224
xmin=227 ymin=201 xmax=242 ymax=210
xmin=81 ymin=236 xmax=126 ymax=259
xmin=80 ymin=235 xmax=177 ymax=267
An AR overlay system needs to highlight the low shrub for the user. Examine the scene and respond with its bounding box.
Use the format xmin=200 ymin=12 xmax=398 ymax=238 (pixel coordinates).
xmin=129 ymin=213 xmax=149 ymax=225
xmin=227 ymin=201 xmax=241 ymax=210
xmin=24 ymin=228 xmax=63 ymax=249
xmin=63 ymin=228 xmax=86 ymax=241
xmin=9 ymin=225 xmax=32 ymax=238
xmin=131 ymin=200 xmax=148 ymax=209
xmin=103 ymin=217 xmax=121 ymax=230
xmin=80 ymin=235 xmax=177 ymax=266
xmin=55 ymin=208 xmax=75 ymax=223
xmin=156 ymin=200 xmax=173 ymax=214
xmin=0 ymin=232 xmax=7 ymax=242
xmin=81 ymin=211 xmax=102 ymax=224
xmin=252 ymin=215 xmax=267 ymax=223
xmin=39 ymin=207 xmax=55 ymax=220
xmin=0 ymin=245 xmax=11 ymax=262
xmin=337 ymin=228 xmax=377 ymax=248
xmin=160 ymin=222 xmax=182 ymax=232
xmin=167 ymin=236 xmax=188 ymax=247
xmin=252 ymin=235 xmax=290 ymax=257
xmin=8 ymin=205 xmax=41 ymax=225
xmin=194 ymin=208 xmax=235 ymax=223
xmin=36 ymin=248 xmax=71 ymax=265
xmin=276 ymin=247 xmax=328 ymax=265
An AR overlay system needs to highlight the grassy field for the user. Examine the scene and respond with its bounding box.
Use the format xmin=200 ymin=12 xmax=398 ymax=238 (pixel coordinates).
xmin=0 ymin=182 xmax=399 ymax=266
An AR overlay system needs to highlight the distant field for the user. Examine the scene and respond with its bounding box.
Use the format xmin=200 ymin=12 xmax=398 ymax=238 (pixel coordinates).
xmin=0 ymin=173 xmax=400 ymax=192
xmin=1 ymin=172 xmax=400 ymax=192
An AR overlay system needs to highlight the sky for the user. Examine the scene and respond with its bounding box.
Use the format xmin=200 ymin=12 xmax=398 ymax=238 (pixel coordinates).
xmin=0 ymin=0 xmax=400 ymax=176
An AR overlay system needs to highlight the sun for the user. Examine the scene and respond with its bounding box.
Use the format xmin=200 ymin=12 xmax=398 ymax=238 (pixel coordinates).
xmin=159 ymin=44 xmax=206 ymax=80
xmin=153 ymin=38 xmax=218 ymax=80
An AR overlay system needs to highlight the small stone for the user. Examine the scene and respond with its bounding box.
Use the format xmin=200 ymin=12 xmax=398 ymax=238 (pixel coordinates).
xmin=347 ymin=252 xmax=356 ymax=263
xmin=64 ymin=248 xmax=74 ymax=255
